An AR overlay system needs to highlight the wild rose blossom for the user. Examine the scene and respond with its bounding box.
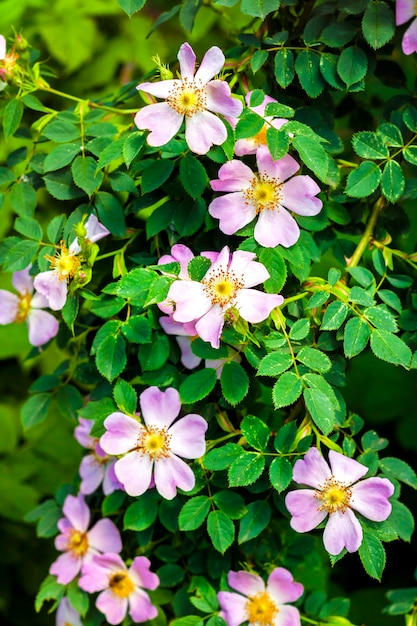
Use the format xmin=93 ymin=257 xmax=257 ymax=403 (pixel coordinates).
xmin=56 ymin=597 xmax=82 ymax=626
xmin=134 ymin=42 xmax=243 ymax=154
xmin=100 ymin=386 xmax=207 ymax=500
xmin=0 ymin=266 xmax=59 ymax=347
xmin=218 ymin=568 xmax=304 ymax=626
xmin=208 ymin=146 xmax=322 ymax=248
xmin=167 ymin=245 xmax=283 ymax=349
xmin=74 ymin=418 xmax=123 ymax=496
xmin=0 ymin=34 xmax=19 ymax=87
xmin=79 ymin=553 xmax=159 ymax=625
xmin=285 ymin=447 xmax=395 ymax=556
xmin=396 ymin=0 xmax=417 ymax=55
xmin=34 ymin=214 xmax=110 ymax=311
xmin=49 ymin=493 xmax=122 ymax=584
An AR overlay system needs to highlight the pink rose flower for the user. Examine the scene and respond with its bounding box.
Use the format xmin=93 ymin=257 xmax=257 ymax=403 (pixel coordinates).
xmin=233 ymin=91 xmax=288 ymax=156
xmin=208 ymin=146 xmax=322 ymax=248
xmin=396 ymin=0 xmax=417 ymax=54
xmin=218 ymin=568 xmax=304 ymax=626
xmin=49 ymin=493 xmax=122 ymax=584
xmin=167 ymin=245 xmax=283 ymax=348
xmin=134 ymin=42 xmax=243 ymax=154
xmin=285 ymin=447 xmax=395 ymax=556
xmin=100 ymin=386 xmax=207 ymax=500
xmin=0 ymin=266 xmax=59 ymax=347
xmin=79 ymin=553 xmax=159 ymax=625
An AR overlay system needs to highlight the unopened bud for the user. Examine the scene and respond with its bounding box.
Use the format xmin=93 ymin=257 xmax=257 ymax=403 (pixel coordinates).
xmin=152 ymin=54 xmax=173 ymax=80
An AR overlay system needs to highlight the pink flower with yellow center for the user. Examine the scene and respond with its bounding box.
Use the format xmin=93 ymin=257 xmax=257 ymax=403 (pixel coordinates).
xmin=166 ymin=245 xmax=283 ymax=349
xmin=396 ymin=0 xmax=417 ymax=54
xmin=79 ymin=553 xmax=159 ymax=625
xmin=0 ymin=34 xmax=19 ymax=86
xmin=208 ymin=146 xmax=322 ymax=248
xmin=49 ymin=493 xmax=122 ymax=585
xmin=218 ymin=568 xmax=304 ymax=626
xmin=285 ymin=447 xmax=395 ymax=555
xmin=100 ymin=386 xmax=207 ymax=500
xmin=0 ymin=266 xmax=59 ymax=347
xmin=134 ymin=42 xmax=243 ymax=155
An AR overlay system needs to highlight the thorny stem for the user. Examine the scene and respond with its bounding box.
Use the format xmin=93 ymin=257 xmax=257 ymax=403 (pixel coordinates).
xmin=346 ymin=196 xmax=385 ymax=269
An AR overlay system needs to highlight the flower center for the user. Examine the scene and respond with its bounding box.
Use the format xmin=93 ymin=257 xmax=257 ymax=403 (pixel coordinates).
xmin=14 ymin=292 xmax=32 ymax=323
xmin=68 ymin=529 xmax=89 ymax=557
xmin=0 ymin=50 xmax=19 ymax=80
xmin=109 ymin=571 xmax=135 ymax=598
xmin=45 ymin=241 xmax=81 ymax=282
xmin=202 ymin=269 xmax=244 ymax=309
xmin=243 ymin=174 xmax=283 ymax=213
xmin=315 ymin=478 xmax=352 ymax=514
xmin=166 ymin=77 xmax=207 ymax=117
xmin=137 ymin=426 xmax=171 ymax=460
xmin=246 ymin=591 xmax=279 ymax=626
xmin=252 ymin=124 xmax=268 ymax=146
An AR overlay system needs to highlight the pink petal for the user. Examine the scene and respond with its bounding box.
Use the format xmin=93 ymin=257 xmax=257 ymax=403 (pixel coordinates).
xmin=56 ymin=597 xmax=82 ymax=626
xmin=235 ymin=289 xmax=283 ymax=323
xmin=176 ymin=335 xmax=202 ymax=369
xmin=74 ymin=418 xmax=94 ymax=448
xmin=256 ymin=147 xmax=300 ymax=181
xmin=12 ymin=266 xmax=33 ymax=295
xmin=129 ymin=588 xmax=158 ymax=622
xmin=80 ymin=553 xmax=125 ymax=591
xmin=0 ymin=35 xmax=6 ymax=60
xmin=62 ymin=493 xmax=90 ymax=531
xmin=153 ymin=453 xmax=195 ymax=499
xmin=282 ymin=176 xmax=322 ymax=216
xmin=323 ymin=508 xmax=363 ymax=554
xmin=0 ymin=290 xmax=18 ymax=324
xmin=228 ymin=251 xmax=267 ymax=287
xmin=79 ymin=454 xmax=104 ymax=494
xmin=292 ymin=447 xmax=332 ymax=488
xmin=160 ymin=243 xmax=194 ymax=278
xmin=350 ymin=477 xmax=394 ymax=521
xmin=140 ymin=386 xmax=181 ymax=429
xmin=96 ymin=589 xmax=128 ymax=625
xmin=169 ymin=414 xmax=207 ymax=459
xmin=285 ymin=489 xmax=328 ymax=532
xmin=136 ymin=79 xmax=179 ymax=99
xmin=50 ymin=551 xmax=82 ymax=584
xmin=218 ymin=591 xmax=248 ymax=626
xmin=267 ymin=567 xmax=304 ymax=604
xmin=195 ymin=46 xmax=225 ymax=84
xmin=33 ymin=271 xmax=67 ymax=311
xmin=129 ymin=556 xmax=159 ymax=590
xmin=254 ymin=206 xmax=300 ymax=248
xmin=210 ymin=159 xmax=253 ymax=192
xmin=103 ymin=461 xmax=123 ymax=495
xmin=30 ymin=291 xmax=50 ymax=308
xmin=396 ymin=0 xmax=415 ymax=25
xmin=328 ymin=450 xmax=368 ymax=485
xmin=402 ymin=18 xmax=417 ymax=54
xmin=100 ymin=412 xmax=143 ymax=455
xmin=115 ymin=451 xmax=153 ymax=497
xmin=274 ymin=604 xmax=302 ymax=626
xmin=208 ymin=193 xmax=256 ymax=235
xmin=88 ymin=518 xmax=122 ymax=554
xmin=169 ymin=280 xmax=212 ymax=323
xmin=206 ymin=80 xmax=243 ymax=117
xmin=185 ymin=110 xmax=227 ymax=154
xmin=195 ymin=304 xmax=225 ymax=348
xmin=134 ymin=102 xmax=183 ymax=147
xmin=228 ymin=570 xmax=265 ymax=595
xmin=27 ymin=309 xmax=59 ymax=346
xmin=178 ymin=42 xmax=196 ymax=80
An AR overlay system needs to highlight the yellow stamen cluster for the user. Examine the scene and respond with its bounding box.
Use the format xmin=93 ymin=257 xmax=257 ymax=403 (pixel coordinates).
xmin=202 ymin=269 xmax=244 ymax=308
xmin=14 ymin=292 xmax=32 ymax=323
xmin=45 ymin=241 xmax=80 ymax=282
xmin=252 ymin=125 xmax=268 ymax=147
xmin=109 ymin=571 xmax=135 ymax=598
xmin=166 ymin=77 xmax=206 ymax=117
xmin=0 ymin=49 xmax=19 ymax=80
xmin=68 ymin=529 xmax=89 ymax=557
xmin=315 ymin=478 xmax=352 ymax=514
xmin=137 ymin=426 xmax=171 ymax=460
xmin=246 ymin=591 xmax=279 ymax=626
xmin=243 ymin=174 xmax=284 ymax=214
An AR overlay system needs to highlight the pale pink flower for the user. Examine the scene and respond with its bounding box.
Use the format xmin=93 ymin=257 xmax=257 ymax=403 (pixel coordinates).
xmin=74 ymin=418 xmax=123 ymax=496
xmin=396 ymin=0 xmax=417 ymax=54
xmin=233 ymin=91 xmax=287 ymax=156
xmin=285 ymin=447 xmax=395 ymax=556
xmin=100 ymin=386 xmax=207 ymax=500
xmin=167 ymin=245 xmax=283 ymax=348
xmin=134 ymin=42 xmax=243 ymax=154
xmin=208 ymin=146 xmax=322 ymax=248
xmin=49 ymin=493 xmax=122 ymax=585
xmin=0 ymin=266 xmax=58 ymax=346
xmin=79 ymin=553 xmax=159 ymax=625
xmin=218 ymin=568 xmax=304 ymax=626
xmin=56 ymin=597 xmax=82 ymax=626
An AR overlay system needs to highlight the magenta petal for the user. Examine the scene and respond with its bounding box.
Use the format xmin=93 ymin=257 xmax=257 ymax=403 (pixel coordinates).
xmin=292 ymin=447 xmax=332 ymax=488
xmin=63 ymin=493 xmax=90 ymax=531
xmin=402 ymin=18 xmax=417 ymax=54
xmin=140 ymin=386 xmax=181 ymax=429
xmin=27 ymin=309 xmax=59 ymax=346
xmin=134 ymin=102 xmax=183 ymax=146
xmin=185 ymin=110 xmax=227 ymax=154
xmin=257 ymin=147 xmax=300 ymax=181
xmin=282 ymin=176 xmax=322 ymax=216
xmin=0 ymin=290 xmax=18 ymax=324
xmin=285 ymin=489 xmax=328 ymax=532
xmin=178 ymin=42 xmax=196 ymax=80
xmin=218 ymin=591 xmax=249 ymax=626
xmin=195 ymin=46 xmax=225 ymax=83
xmin=50 ymin=551 xmax=81 ymax=584
xmin=88 ymin=518 xmax=122 ymax=554
xmin=274 ymin=604 xmax=302 ymax=626
xmin=136 ymin=79 xmax=178 ymax=99
xmin=56 ymin=597 xmax=82 ymax=626
xmin=228 ymin=570 xmax=264 ymax=595
xmin=114 ymin=451 xmax=153 ymax=497
xmin=169 ymin=414 xmax=207 ymax=459
xmin=235 ymin=289 xmax=283 ymax=323
xmin=101 ymin=412 xmax=142 ymax=455
xmin=12 ymin=266 xmax=33 ymax=295
xmin=130 ymin=556 xmax=159 ymax=590
xmin=209 ymin=193 xmax=255 ymax=235
xmin=96 ymin=589 xmax=128 ymax=625
xmin=153 ymin=453 xmax=195 ymax=499
xmin=129 ymin=588 xmax=158 ymax=622
xmin=195 ymin=304 xmax=225 ymax=348
xmin=267 ymin=568 xmax=304 ymax=604
xmin=254 ymin=207 xmax=300 ymax=248
xmin=33 ymin=271 xmax=67 ymax=311
xmin=396 ymin=0 xmax=415 ymax=25
xmin=350 ymin=477 xmax=394 ymax=521
xmin=323 ymin=508 xmax=362 ymax=555
xmin=206 ymin=80 xmax=243 ymax=117
xmin=328 ymin=450 xmax=368 ymax=485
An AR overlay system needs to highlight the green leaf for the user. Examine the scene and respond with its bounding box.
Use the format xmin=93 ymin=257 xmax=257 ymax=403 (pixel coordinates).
xmin=379 ymin=457 xmax=417 ymax=489
xmin=21 ymin=393 xmax=51 ymax=430
xmin=349 ymin=286 xmax=375 ymax=307
xmin=179 ymin=496 xmax=211 ymax=531
xmin=43 ymin=120 xmax=80 ymax=143
xmin=102 ymin=491 xmax=126 ymax=516
xmin=117 ymin=0 xmax=146 ymax=16
xmin=95 ymin=333 xmax=127 ymax=381
xmin=123 ymin=132 xmax=146 ymax=167
xmin=9 ymin=182 xmax=37 ymax=217
xmin=292 ymin=135 xmax=330 ymax=183
xmin=320 ymin=21 xmax=357 ymax=46
xmin=96 ymin=137 xmax=125 ymax=170
xmin=44 ymin=143 xmax=80 ymax=172
xmin=319 ymin=53 xmax=346 ymax=90
xmin=187 ymin=256 xmax=211 ymax=282
xmin=370 ymin=329 xmax=412 ymax=368
xmin=251 ymin=49 xmax=269 ymax=73
xmin=358 ymin=530 xmax=386 ymax=581
xmin=138 ymin=334 xmax=170 ymax=371
xmin=170 ymin=618 xmax=203 ymax=626
xmin=14 ymin=217 xmax=43 ymax=241
xmin=269 ymin=457 xmax=293 ymax=492
xmin=345 ymin=161 xmax=381 ymax=197
xmin=71 ymin=156 xmax=103 ymax=197
xmin=343 ymin=317 xmax=371 ymax=358
xmin=241 ymin=0 xmax=280 ymax=19
xmin=235 ymin=110 xmax=264 ymax=140
xmin=321 ymin=301 xmax=349 ymax=330
xmin=44 ymin=169 xmax=85 ymax=201
xmin=389 ymin=500 xmax=415 ymax=541
xmin=212 ymin=491 xmax=247 ymax=519
xmin=381 ymin=160 xmax=405 ymax=203
xmin=228 ymin=452 xmax=265 ymax=486
xmin=179 ymin=368 xmax=217 ymax=403
xmin=114 ymin=268 xmax=156 ymax=306
xmin=303 ymin=387 xmax=335 ymax=435
xmin=272 ymin=371 xmax=303 ymax=408
xmin=266 ymin=127 xmax=291 ymax=160
xmin=378 ymin=123 xmax=403 ymax=147
xmin=238 ymin=500 xmax=271 ymax=543
xmin=180 ymin=0 xmax=203 ymax=31
xmin=337 ymin=46 xmax=368 ymax=87
xmin=295 ymin=49 xmax=325 ymax=98
xmin=347 ymin=266 xmax=375 ymax=287
xmin=220 ymin=361 xmax=249 ymax=406
xmin=274 ymin=422 xmax=297 ymax=452
xmin=142 ymin=159 xmax=174 ymax=193
xmin=352 ymin=131 xmax=390 ymax=159
xmin=3 ymin=239 xmax=39 ymax=272
xmin=259 ymin=247 xmax=287 ymax=293
xmin=362 ymin=1 xmax=395 ymax=49
xmin=257 ymin=352 xmax=293 ymax=377
xmin=204 ymin=443 xmax=244 ymax=471
xmin=95 ymin=191 xmax=126 ymax=237
xmin=241 ymin=415 xmax=270 ymax=452
xmin=180 ymin=153 xmax=208 ymax=199
xmin=207 ymin=510 xmax=234 ymax=554
xmin=3 ymin=99 xmax=24 ymax=140
xmin=113 ymin=379 xmax=137 ymax=414
xmin=124 ymin=494 xmax=159 ymax=531
xmin=289 ymin=319 xmax=310 ymax=340
xmin=364 ymin=305 xmax=398 ymax=332
xmin=297 ymin=346 xmax=331 ymax=373
xmin=35 ymin=575 xmax=64 ymax=613
xmin=274 ymin=49 xmax=294 ymax=88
